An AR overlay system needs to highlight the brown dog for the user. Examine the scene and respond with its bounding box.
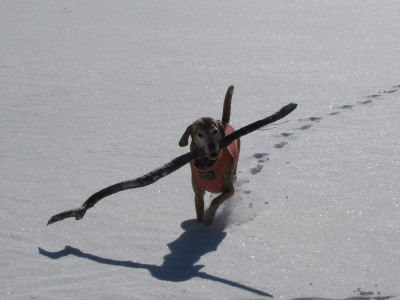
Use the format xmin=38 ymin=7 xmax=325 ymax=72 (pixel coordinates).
xmin=179 ymin=86 xmax=240 ymax=225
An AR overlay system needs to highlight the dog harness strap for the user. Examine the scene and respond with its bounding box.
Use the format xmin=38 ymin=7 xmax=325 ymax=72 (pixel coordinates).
xmin=190 ymin=124 xmax=239 ymax=193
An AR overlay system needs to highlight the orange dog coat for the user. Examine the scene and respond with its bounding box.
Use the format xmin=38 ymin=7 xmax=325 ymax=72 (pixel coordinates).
xmin=190 ymin=124 xmax=239 ymax=193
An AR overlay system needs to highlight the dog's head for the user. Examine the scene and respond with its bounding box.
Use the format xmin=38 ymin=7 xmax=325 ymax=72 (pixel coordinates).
xmin=179 ymin=117 xmax=225 ymax=160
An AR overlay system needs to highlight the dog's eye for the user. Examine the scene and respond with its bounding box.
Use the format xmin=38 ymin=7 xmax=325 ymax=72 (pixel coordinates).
xmin=197 ymin=133 xmax=204 ymax=138
xmin=212 ymin=129 xmax=218 ymax=135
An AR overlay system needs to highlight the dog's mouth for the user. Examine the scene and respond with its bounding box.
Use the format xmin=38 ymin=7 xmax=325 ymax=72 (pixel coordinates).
xmin=207 ymin=151 xmax=219 ymax=160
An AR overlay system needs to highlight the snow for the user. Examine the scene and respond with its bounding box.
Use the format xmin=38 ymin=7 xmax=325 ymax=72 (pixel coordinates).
xmin=1 ymin=1 xmax=399 ymax=299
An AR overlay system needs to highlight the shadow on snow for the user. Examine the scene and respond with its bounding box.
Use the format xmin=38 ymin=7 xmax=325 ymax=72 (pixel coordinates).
xmin=39 ymin=219 xmax=272 ymax=298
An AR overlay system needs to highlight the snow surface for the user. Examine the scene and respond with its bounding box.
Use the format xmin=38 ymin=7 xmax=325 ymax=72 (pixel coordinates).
xmin=1 ymin=1 xmax=399 ymax=299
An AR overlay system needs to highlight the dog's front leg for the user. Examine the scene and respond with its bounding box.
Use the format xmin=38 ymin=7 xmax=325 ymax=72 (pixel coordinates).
xmin=192 ymin=175 xmax=205 ymax=223
xmin=204 ymin=185 xmax=234 ymax=226
xmin=195 ymin=193 xmax=205 ymax=223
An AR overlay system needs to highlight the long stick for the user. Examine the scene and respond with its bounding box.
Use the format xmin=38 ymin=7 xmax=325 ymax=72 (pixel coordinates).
xmin=47 ymin=102 xmax=297 ymax=225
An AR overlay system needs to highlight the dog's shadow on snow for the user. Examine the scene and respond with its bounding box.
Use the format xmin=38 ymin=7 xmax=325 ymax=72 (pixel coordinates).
xmin=39 ymin=219 xmax=272 ymax=298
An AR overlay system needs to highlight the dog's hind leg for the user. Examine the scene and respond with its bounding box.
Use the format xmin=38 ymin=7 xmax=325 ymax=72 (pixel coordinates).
xmin=204 ymin=160 xmax=235 ymax=226
xmin=204 ymin=185 xmax=234 ymax=226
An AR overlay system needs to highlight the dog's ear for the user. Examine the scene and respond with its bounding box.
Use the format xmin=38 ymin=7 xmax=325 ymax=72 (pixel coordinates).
xmin=216 ymin=120 xmax=225 ymax=138
xmin=179 ymin=125 xmax=192 ymax=147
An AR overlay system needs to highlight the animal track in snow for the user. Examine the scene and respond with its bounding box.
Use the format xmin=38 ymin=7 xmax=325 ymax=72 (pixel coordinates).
xmin=263 ymin=83 xmax=400 ymax=160
xmin=358 ymin=99 xmax=373 ymax=105
xmin=253 ymin=152 xmax=269 ymax=159
xmin=367 ymin=94 xmax=382 ymax=98
xmin=339 ymin=104 xmax=354 ymax=109
xmin=250 ymin=164 xmax=263 ymax=175
xmin=299 ymin=124 xmax=312 ymax=130
xmin=252 ymin=153 xmax=269 ymax=168
xmin=299 ymin=116 xmax=323 ymax=122
xmin=233 ymin=84 xmax=400 ymax=226
xmin=274 ymin=141 xmax=288 ymax=149
xmin=281 ymin=132 xmax=294 ymax=137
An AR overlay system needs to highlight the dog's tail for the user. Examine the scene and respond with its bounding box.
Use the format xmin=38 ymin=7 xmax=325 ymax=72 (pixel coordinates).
xmin=221 ymin=85 xmax=234 ymax=127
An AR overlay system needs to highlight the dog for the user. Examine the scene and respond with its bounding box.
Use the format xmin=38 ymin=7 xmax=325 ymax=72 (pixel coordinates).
xmin=178 ymin=86 xmax=240 ymax=226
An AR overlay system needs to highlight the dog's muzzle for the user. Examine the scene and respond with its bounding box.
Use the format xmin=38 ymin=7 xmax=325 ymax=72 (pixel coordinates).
xmin=206 ymin=143 xmax=219 ymax=160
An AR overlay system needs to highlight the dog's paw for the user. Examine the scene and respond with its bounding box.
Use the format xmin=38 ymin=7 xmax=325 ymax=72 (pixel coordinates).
xmin=204 ymin=211 xmax=215 ymax=226
xmin=204 ymin=217 xmax=213 ymax=226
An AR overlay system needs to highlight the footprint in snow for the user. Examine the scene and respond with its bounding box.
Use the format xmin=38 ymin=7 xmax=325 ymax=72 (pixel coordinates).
xmin=299 ymin=124 xmax=312 ymax=130
xmin=253 ymin=152 xmax=270 ymax=163
xmin=281 ymin=132 xmax=294 ymax=137
xmin=250 ymin=164 xmax=263 ymax=175
xmin=358 ymin=99 xmax=373 ymax=105
xmin=299 ymin=116 xmax=323 ymax=122
xmin=247 ymin=152 xmax=270 ymax=177
xmin=339 ymin=104 xmax=354 ymax=109
xmin=253 ymin=152 xmax=269 ymax=159
xmin=384 ymin=88 xmax=398 ymax=94
xmin=274 ymin=141 xmax=288 ymax=149
xmin=367 ymin=94 xmax=382 ymax=98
